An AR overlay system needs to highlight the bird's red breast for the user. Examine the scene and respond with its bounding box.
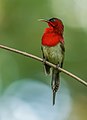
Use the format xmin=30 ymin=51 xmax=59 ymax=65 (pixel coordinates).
xmin=42 ymin=27 xmax=64 ymax=47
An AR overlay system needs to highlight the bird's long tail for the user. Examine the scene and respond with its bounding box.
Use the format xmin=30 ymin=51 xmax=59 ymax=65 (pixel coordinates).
xmin=51 ymin=68 xmax=60 ymax=105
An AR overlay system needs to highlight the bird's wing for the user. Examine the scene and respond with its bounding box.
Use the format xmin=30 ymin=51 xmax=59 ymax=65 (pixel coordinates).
xmin=41 ymin=46 xmax=51 ymax=74
xmin=60 ymin=42 xmax=65 ymax=68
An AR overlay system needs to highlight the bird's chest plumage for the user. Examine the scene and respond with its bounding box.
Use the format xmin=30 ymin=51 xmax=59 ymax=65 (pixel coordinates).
xmin=42 ymin=43 xmax=63 ymax=65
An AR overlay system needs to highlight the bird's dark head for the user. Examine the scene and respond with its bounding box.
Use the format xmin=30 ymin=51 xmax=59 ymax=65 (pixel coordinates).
xmin=39 ymin=18 xmax=64 ymax=33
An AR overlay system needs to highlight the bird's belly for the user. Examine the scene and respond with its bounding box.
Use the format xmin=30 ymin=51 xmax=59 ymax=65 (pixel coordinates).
xmin=42 ymin=43 xmax=63 ymax=65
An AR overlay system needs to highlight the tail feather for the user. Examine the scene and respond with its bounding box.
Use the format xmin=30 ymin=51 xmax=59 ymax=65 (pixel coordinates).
xmin=51 ymin=68 xmax=60 ymax=105
xmin=53 ymin=90 xmax=56 ymax=105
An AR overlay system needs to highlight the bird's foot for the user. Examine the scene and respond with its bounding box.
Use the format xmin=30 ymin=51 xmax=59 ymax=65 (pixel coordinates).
xmin=56 ymin=64 xmax=61 ymax=72
xmin=43 ymin=58 xmax=46 ymax=65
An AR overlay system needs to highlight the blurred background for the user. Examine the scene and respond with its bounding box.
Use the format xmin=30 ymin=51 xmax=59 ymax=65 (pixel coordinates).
xmin=0 ymin=0 xmax=87 ymax=120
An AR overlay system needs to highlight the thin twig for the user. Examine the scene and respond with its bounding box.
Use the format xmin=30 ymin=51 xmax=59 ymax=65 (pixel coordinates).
xmin=0 ymin=44 xmax=87 ymax=87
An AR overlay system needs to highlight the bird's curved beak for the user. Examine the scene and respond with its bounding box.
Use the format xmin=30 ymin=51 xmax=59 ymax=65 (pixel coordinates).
xmin=38 ymin=19 xmax=48 ymax=23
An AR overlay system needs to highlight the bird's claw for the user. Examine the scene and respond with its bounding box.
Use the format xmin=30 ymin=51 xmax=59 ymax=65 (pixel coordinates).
xmin=43 ymin=58 xmax=46 ymax=65
xmin=56 ymin=64 xmax=61 ymax=72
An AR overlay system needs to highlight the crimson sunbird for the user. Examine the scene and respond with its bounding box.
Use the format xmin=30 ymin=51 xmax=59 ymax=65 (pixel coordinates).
xmin=40 ymin=18 xmax=65 ymax=105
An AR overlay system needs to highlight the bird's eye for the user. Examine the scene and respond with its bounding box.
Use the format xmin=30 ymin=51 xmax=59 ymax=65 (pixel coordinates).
xmin=49 ymin=18 xmax=56 ymax=22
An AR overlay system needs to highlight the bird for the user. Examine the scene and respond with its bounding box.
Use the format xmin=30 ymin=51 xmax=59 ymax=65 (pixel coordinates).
xmin=40 ymin=18 xmax=65 ymax=105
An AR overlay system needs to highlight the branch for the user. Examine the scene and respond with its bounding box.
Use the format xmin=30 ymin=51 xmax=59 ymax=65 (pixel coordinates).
xmin=0 ymin=44 xmax=87 ymax=87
